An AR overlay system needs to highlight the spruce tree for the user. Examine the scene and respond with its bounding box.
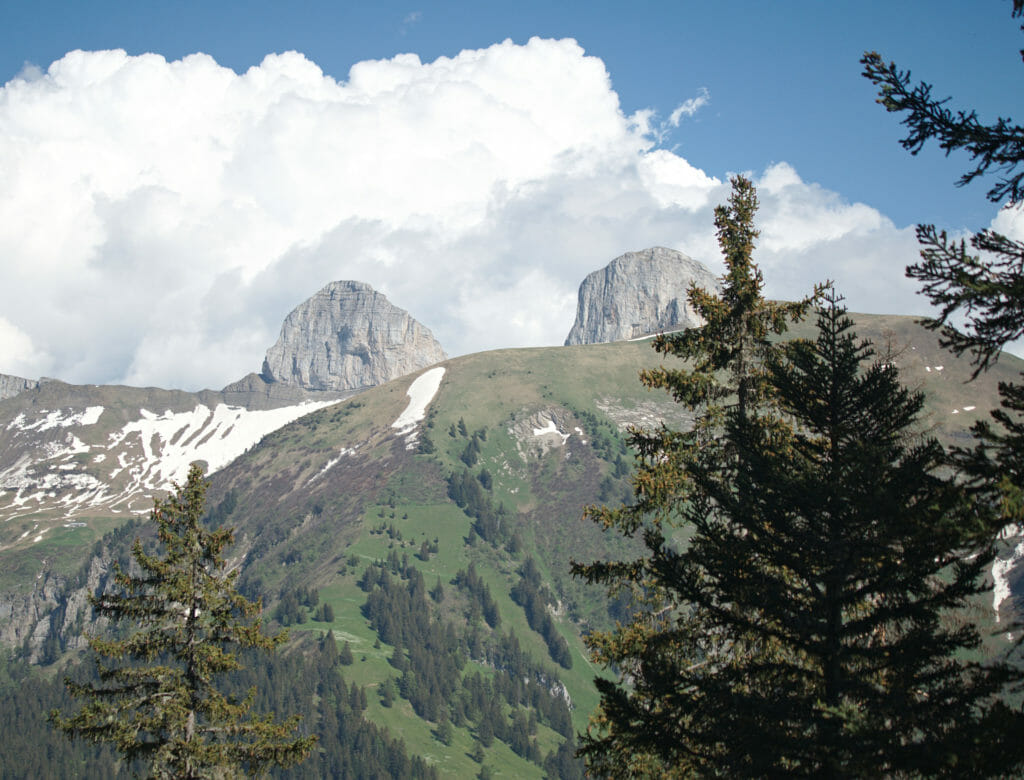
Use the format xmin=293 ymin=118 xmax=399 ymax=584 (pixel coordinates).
xmin=678 ymin=295 xmax=1022 ymax=775
xmin=573 ymin=175 xmax=819 ymax=776
xmin=51 ymin=463 xmax=315 ymax=779
xmin=573 ymin=178 xmax=1024 ymax=775
xmin=862 ymin=4 xmax=1024 ymax=530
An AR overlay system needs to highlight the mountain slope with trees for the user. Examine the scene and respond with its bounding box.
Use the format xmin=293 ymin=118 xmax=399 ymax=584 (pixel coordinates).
xmin=3 ymin=305 xmax=1020 ymax=775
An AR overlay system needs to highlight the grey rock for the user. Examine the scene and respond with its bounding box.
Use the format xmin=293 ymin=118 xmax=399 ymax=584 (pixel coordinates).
xmin=261 ymin=281 xmax=447 ymax=392
xmin=219 ymin=372 xmax=352 ymax=407
xmin=565 ymin=247 xmax=719 ymax=345
xmin=0 ymin=373 xmax=39 ymax=401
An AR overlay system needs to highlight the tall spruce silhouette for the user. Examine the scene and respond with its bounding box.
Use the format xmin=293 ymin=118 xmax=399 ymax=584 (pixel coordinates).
xmin=573 ymin=175 xmax=819 ymax=776
xmin=573 ymin=179 xmax=1024 ymax=775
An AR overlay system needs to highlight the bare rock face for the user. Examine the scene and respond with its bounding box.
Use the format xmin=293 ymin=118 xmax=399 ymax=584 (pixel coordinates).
xmin=261 ymin=281 xmax=447 ymax=392
xmin=0 ymin=373 xmax=39 ymax=401
xmin=564 ymin=247 xmax=719 ymax=345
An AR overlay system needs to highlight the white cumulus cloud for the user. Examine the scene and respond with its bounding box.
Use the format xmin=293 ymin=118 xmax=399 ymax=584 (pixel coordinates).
xmin=0 ymin=39 xmax=927 ymax=390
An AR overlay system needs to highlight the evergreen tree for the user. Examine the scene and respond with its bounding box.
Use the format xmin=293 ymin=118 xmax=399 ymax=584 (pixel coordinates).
xmin=573 ymin=178 xmax=1024 ymax=775
xmin=471 ymin=741 xmax=486 ymax=764
xmin=642 ymin=174 xmax=822 ymax=427
xmin=51 ymin=464 xmax=315 ymax=779
xmin=435 ymin=717 xmax=453 ymax=746
xmin=573 ymin=175 xmax=818 ymax=776
xmin=380 ymin=677 xmax=395 ymax=708
xmin=578 ymin=291 xmax=1024 ymax=776
xmin=862 ymin=4 xmax=1024 ymax=529
xmin=339 ymin=641 xmax=354 ymax=666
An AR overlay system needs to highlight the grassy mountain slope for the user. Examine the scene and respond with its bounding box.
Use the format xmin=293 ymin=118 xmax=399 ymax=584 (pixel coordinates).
xmin=4 ymin=311 xmax=1022 ymax=776
xmin=197 ymin=313 xmax=1022 ymax=775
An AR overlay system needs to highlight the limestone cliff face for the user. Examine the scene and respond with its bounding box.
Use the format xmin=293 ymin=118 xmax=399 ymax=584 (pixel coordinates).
xmin=261 ymin=281 xmax=447 ymax=392
xmin=564 ymin=247 xmax=719 ymax=345
xmin=0 ymin=373 xmax=39 ymax=401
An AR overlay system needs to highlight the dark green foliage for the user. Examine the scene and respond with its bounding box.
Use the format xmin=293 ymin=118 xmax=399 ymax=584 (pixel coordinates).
xmin=0 ymin=652 xmax=121 ymax=777
xmin=10 ymin=639 xmax=438 ymax=779
xmin=380 ymin=676 xmax=396 ymax=708
xmin=640 ymin=175 xmax=821 ymax=426
xmin=313 ymin=602 xmax=335 ymax=623
xmin=863 ymin=6 xmax=1024 ymax=532
xmin=338 ymin=641 xmax=354 ymax=666
xmin=446 ymin=469 xmax=508 ymax=544
xmin=362 ymin=562 xmax=463 ymax=721
xmin=417 ymin=433 xmax=436 ymax=454
xmin=454 ymin=563 xmax=502 ymax=629
xmin=429 ymin=576 xmax=445 ymax=603
xmin=207 ymin=489 xmax=238 ymax=527
xmin=511 ymin=558 xmax=572 ymax=669
xmin=573 ymin=178 xmax=1024 ymax=776
xmin=862 ymin=21 xmax=1024 ymax=208
xmin=509 ymin=708 xmax=541 ymax=762
xmin=478 ymin=467 xmax=493 ymax=490
xmin=272 ymin=589 xmax=303 ymax=626
xmin=477 ymin=714 xmax=495 ymax=748
xmin=544 ymin=735 xmax=585 ymax=780
xmin=633 ymin=298 xmax=1021 ymax=775
xmin=460 ymin=435 xmax=481 ymax=467
xmin=479 ymin=631 xmax=574 ymax=741
xmin=244 ymin=637 xmax=436 ymax=780
xmin=50 ymin=464 xmax=314 ymax=778
xmin=274 ymin=588 xmax=312 ymax=626
xmin=570 ymin=406 xmax=629 ymax=464
xmin=471 ymin=741 xmax=486 ymax=763
xmin=506 ymin=530 xmax=524 ymax=556
xmin=358 ymin=559 xmax=578 ymax=770
xmin=435 ymin=717 xmax=453 ymax=745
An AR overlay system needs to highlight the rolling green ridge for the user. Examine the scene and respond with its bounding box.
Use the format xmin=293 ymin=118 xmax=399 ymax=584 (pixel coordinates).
xmin=4 ymin=313 xmax=1022 ymax=776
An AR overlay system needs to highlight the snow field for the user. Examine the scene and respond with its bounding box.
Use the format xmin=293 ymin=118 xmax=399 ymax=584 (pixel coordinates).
xmin=392 ymin=367 xmax=446 ymax=433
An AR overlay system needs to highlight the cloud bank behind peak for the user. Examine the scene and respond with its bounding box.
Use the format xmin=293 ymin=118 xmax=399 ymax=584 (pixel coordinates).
xmin=1 ymin=39 xmax=931 ymax=390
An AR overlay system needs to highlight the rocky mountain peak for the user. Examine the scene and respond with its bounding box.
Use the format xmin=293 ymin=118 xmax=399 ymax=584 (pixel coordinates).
xmin=261 ymin=280 xmax=447 ymax=392
xmin=564 ymin=247 xmax=719 ymax=345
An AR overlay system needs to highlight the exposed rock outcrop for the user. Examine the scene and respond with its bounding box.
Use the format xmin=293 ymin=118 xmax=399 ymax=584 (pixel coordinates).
xmin=0 ymin=543 xmax=116 ymax=663
xmin=0 ymin=373 xmax=39 ymax=401
xmin=564 ymin=247 xmax=719 ymax=345
xmin=220 ymin=372 xmax=352 ymax=407
xmin=261 ymin=281 xmax=447 ymax=392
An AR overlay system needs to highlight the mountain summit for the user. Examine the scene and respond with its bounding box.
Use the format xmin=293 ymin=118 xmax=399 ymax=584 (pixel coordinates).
xmin=261 ymin=280 xmax=447 ymax=392
xmin=565 ymin=247 xmax=719 ymax=345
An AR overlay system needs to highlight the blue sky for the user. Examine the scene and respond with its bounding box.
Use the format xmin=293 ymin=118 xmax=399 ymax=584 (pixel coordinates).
xmin=0 ymin=1 xmax=1019 ymax=388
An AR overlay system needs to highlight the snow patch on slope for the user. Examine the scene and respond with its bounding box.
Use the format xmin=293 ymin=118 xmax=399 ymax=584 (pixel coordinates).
xmin=533 ymin=416 xmax=570 ymax=443
xmin=7 ymin=406 xmax=104 ymax=432
xmin=392 ymin=367 xmax=445 ymax=448
xmin=307 ymin=446 xmax=360 ymax=485
xmin=108 ymin=401 xmax=336 ymax=489
xmin=1 ymin=399 xmax=335 ymax=536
